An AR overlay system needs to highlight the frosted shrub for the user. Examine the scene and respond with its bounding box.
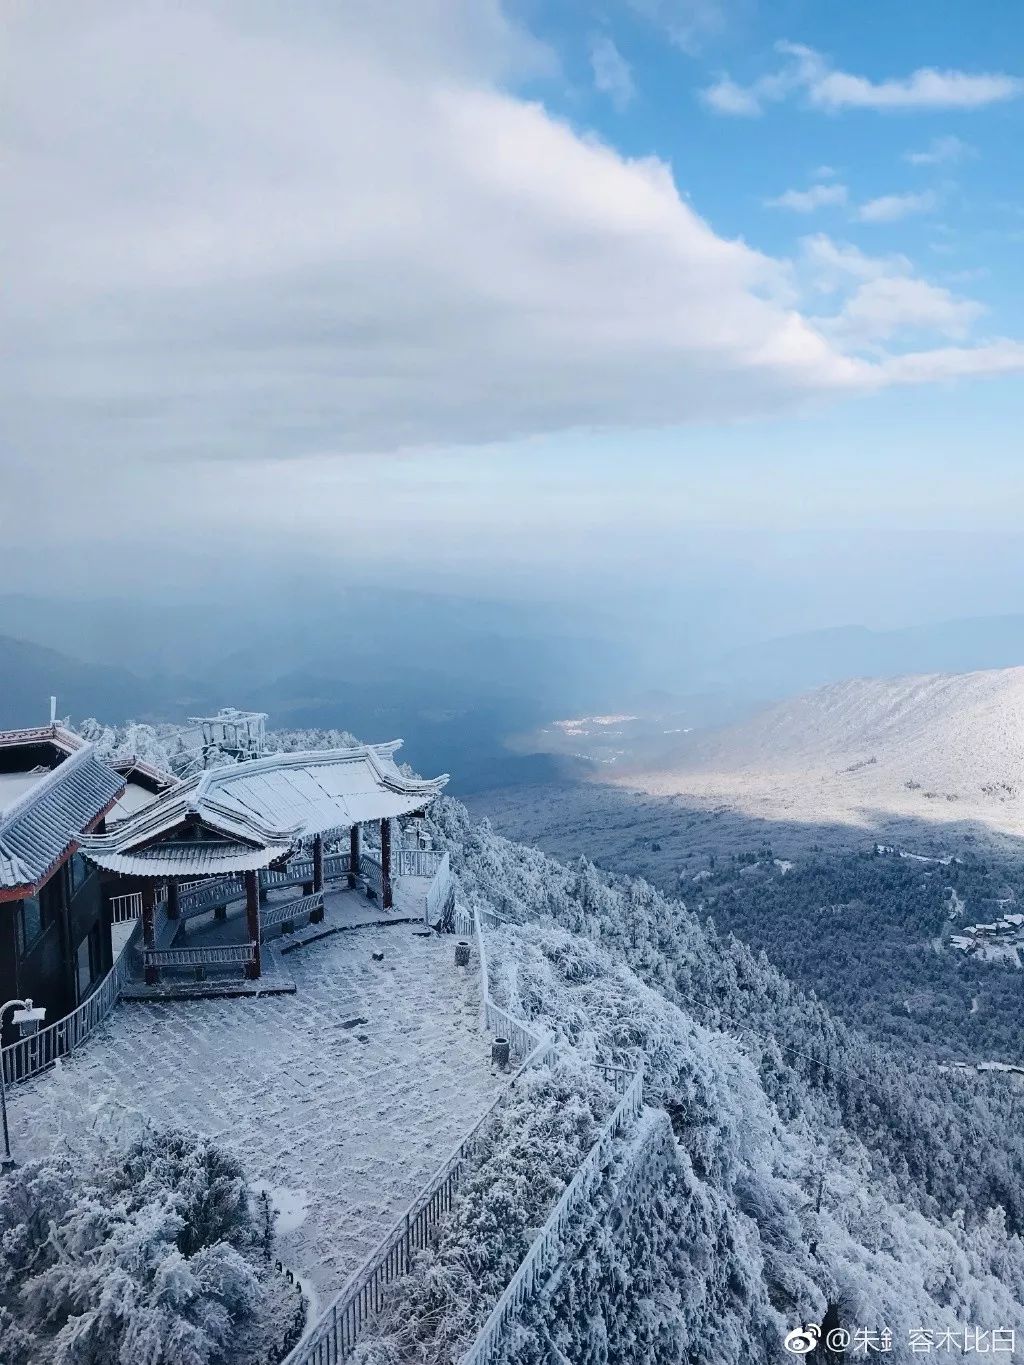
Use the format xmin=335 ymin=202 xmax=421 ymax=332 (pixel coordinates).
xmin=0 ymin=1128 xmax=264 ymax=1365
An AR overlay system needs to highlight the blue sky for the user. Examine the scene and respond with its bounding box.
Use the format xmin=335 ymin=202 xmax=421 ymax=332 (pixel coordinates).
xmin=2 ymin=0 xmax=1023 ymax=649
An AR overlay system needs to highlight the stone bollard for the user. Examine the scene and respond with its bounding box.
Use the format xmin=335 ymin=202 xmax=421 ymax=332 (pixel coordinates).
xmin=492 ymin=1038 xmax=510 ymax=1071
xmin=455 ymin=940 xmax=470 ymax=967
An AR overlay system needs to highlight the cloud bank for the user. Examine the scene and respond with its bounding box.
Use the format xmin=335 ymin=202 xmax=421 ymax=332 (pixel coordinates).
xmin=2 ymin=1 xmax=1022 ymax=484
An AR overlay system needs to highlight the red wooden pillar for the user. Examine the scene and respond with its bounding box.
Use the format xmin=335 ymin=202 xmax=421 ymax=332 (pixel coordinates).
xmin=244 ymin=870 xmax=261 ymax=979
xmin=380 ymin=818 xmax=393 ymax=910
xmin=142 ymin=884 xmax=158 ymax=984
xmin=348 ymin=825 xmax=360 ymax=887
xmin=313 ymin=834 xmax=324 ymax=893
xmin=166 ymin=881 xmax=180 ymax=920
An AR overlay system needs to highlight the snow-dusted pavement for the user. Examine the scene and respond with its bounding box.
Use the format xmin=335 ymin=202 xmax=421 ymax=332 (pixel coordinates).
xmin=9 ymin=927 xmax=499 ymax=1298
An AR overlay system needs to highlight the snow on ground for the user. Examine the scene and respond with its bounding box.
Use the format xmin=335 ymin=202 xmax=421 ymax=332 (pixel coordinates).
xmin=8 ymin=927 xmax=500 ymax=1298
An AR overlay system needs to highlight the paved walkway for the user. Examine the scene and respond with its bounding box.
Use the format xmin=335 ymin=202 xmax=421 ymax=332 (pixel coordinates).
xmin=8 ymin=926 xmax=499 ymax=1298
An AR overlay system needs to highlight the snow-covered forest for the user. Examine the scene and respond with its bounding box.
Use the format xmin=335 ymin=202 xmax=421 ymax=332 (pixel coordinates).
xmin=402 ymin=798 xmax=1024 ymax=1360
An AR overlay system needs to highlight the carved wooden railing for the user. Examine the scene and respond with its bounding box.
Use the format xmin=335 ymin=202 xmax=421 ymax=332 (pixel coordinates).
xmin=179 ymin=875 xmax=245 ymax=918
xmin=260 ymin=891 xmax=324 ymax=938
xmin=141 ymin=942 xmax=257 ymax=980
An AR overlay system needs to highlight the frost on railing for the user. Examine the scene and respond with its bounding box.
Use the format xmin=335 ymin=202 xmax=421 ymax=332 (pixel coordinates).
xmin=425 ymin=850 xmax=455 ymax=926
xmin=395 ymin=847 xmax=445 ymax=879
xmin=141 ymin=942 xmax=257 ymax=976
xmin=460 ymin=1068 xmax=644 ymax=1365
xmin=260 ymin=891 xmax=324 ymax=937
xmin=1 ymin=922 xmax=142 ymax=1085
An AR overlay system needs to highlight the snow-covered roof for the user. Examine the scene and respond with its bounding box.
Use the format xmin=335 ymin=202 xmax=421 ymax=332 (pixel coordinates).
xmin=0 ymin=739 xmax=125 ymax=894
xmin=0 ymin=724 xmax=85 ymax=757
xmin=104 ymin=755 xmax=181 ymax=827
xmin=79 ymin=741 xmax=448 ymax=879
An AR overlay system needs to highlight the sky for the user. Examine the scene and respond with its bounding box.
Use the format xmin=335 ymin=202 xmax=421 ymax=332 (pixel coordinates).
xmin=2 ymin=0 xmax=1023 ymax=654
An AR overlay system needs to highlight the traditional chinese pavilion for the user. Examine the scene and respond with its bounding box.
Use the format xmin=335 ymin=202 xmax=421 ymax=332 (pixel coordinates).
xmin=78 ymin=741 xmax=449 ymax=983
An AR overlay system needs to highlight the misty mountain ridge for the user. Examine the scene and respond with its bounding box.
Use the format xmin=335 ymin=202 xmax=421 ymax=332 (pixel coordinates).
xmin=612 ymin=664 xmax=1024 ymax=849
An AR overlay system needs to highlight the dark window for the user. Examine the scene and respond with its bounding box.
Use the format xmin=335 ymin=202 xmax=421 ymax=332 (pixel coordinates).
xmin=17 ymin=896 xmax=43 ymax=953
xmin=70 ymin=852 xmax=91 ymax=896
xmin=40 ymin=875 xmax=63 ymax=929
xmin=75 ymin=922 xmax=102 ymax=1001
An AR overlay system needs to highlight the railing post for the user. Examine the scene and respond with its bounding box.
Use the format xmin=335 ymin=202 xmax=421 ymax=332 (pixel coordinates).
xmin=349 ymin=825 xmax=360 ymax=887
xmin=380 ymin=819 xmax=392 ymax=910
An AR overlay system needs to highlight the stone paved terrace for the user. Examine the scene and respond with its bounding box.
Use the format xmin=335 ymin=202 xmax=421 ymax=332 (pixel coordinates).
xmin=8 ymin=926 xmax=500 ymax=1300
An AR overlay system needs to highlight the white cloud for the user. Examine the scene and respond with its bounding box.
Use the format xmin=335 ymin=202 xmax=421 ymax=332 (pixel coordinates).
xmin=800 ymin=234 xmax=913 ymax=288
xmin=830 ymin=277 xmax=983 ymax=344
xmin=766 ymin=183 xmax=848 ymax=213
xmin=703 ymin=42 xmax=1022 ymax=116
xmin=1 ymin=2 xmax=1022 ymax=485
xmin=904 ymin=135 xmax=973 ymax=166
xmin=701 ymin=76 xmax=763 ymax=116
xmin=801 ymin=234 xmax=983 ymax=347
xmin=589 ymin=34 xmax=635 ymax=111
xmin=812 ymin=68 xmax=1021 ymax=111
xmin=883 ymin=340 xmax=1024 ymax=384
xmin=856 ymin=191 xmax=937 ymax=223
xmin=626 ymin=0 xmax=729 ymax=55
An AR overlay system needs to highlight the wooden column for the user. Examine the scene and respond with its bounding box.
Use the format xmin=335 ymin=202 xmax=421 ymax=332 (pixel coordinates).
xmin=244 ymin=870 xmax=261 ymax=979
xmin=166 ymin=882 xmax=180 ymax=920
xmin=142 ymin=884 xmax=158 ymax=984
xmin=313 ymin=834 xmax=324 ymax=894
xmin=380 ymin=817 xmax=393 ymax=910
xmin=348 ymin=825 xmax=360 ymax=887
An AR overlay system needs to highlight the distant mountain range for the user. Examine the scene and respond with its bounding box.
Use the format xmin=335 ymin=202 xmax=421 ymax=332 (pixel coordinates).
xmin=614 ymin=664 xmax=1024 ymax=849
xmin=0 ymin=635 xmax=209 ymax=728
xmin=705 ymin=615 xmax=1024 ymax=699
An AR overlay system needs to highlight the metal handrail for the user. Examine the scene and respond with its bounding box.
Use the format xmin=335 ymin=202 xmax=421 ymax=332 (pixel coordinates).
xmin=1 ymin=921 xmax=142 ymax=1084
xmin=460 ymin=1070 xmax=644 ymax=1365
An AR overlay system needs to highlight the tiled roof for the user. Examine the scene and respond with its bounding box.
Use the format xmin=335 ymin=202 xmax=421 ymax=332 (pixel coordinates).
xmin=78 ymin=741 xmax=447 ymax=880
xmin=0 ymin=743 xmax=125 ymax=892
xmin=84 ymin=840 xmax=288 ymax=877
xmin=109 ymin=755 xmax=179 ymax=790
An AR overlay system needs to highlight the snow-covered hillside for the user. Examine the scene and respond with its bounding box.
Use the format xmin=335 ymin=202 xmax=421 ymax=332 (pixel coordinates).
xmin=611 ymin=666 xmax=1024 ymax=845
xmin=410 ymin=800 xmax=1024 ymax=1362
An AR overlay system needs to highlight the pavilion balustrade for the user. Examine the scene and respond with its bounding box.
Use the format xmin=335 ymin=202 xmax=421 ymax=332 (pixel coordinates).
xmin=360 ymin=853 xmax=384 ymax=900
xmin=259 ymin=891 xmax=324 ymax=939
xmin=141 ymin=943 xmax=257 ymax=982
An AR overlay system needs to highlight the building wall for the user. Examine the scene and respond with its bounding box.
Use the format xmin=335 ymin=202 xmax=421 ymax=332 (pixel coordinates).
xmin=0 ymin=855 xmax=112 ymax=1047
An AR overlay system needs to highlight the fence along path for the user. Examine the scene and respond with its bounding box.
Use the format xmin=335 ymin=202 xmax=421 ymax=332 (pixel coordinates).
xmin=1 ymin=921 xmax=142 ymax=1084
xmin=282 ymin=902 xmax=643 ymax=1365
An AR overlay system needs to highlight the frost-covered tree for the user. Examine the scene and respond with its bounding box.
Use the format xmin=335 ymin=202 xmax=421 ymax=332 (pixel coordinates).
xmin=0 ymin=1128 xmax=267 ymax=1365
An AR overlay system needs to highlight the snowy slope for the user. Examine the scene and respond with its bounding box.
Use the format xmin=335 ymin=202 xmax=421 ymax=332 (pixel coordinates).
xmin=612 ymin=666 xmax=1024 ymax=843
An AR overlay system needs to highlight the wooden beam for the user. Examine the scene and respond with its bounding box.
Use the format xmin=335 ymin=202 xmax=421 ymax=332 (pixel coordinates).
xmin=380 ymin=817 xmax=392 ymax=910
xmin=142 ymin=884 xmax=158 ymax=984
xmin=348 ymin=825 xmax=360 ymax=888
xmin=244 ymin=870 xmax=261 ymax=979
xmin=313 ymin=834 xmax=324 ymax=894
